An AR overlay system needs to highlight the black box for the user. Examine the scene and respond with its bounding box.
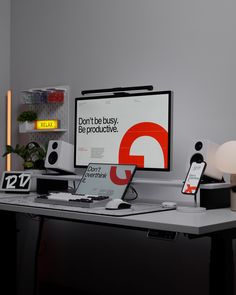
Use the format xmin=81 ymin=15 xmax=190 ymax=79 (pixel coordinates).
xmin=36 ymin=178 xmax=68 ymax=195
xmin=200 ymin=187 xmax=230 ymax=209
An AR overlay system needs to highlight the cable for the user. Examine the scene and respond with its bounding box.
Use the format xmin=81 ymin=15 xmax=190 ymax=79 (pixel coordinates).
xmin=125 ymin=185 xmax=138 ymax=201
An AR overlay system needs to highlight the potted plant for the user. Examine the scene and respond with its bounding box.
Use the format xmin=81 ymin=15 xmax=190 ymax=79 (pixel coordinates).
xmin=17 ymin=110 xmax=37 ymax=133
xmin=2 ymin=142 xmax=46 ymax=170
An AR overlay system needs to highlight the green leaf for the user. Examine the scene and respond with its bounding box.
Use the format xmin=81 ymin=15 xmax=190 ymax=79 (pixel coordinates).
xmin=17 ymin=111 xmax=37 ymax=122
xmin=2 ymin=142 xmax=46 ymax=169
xmin=23 ymin=161 xmax=34 ymax=169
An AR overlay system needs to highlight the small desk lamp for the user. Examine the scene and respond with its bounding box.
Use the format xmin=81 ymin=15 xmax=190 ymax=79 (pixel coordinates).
xmin=215 ymin=141 xmax=236 ymax=211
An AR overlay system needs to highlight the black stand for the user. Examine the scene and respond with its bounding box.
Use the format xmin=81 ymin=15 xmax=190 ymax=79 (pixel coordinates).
xmin=178 ymin=193 xmax=206 ymax=213
xmin=188 ymin=229 xmax=235 ymax=295
xmin=81 ymin=85 xmax=154 ymax=96
xmin=209 ymin=229 xmax=235 ymax=295
xmin=194 ymin=193 xmax=197 ymax=207
xmin=33 ymin=217 xmax=45 ymax=295
xmin=0 ymin=211 xmax=17 ymax=295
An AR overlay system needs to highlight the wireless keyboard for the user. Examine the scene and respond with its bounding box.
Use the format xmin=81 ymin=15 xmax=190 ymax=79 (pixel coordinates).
xmin=35 ymin=192 xmax=110 ymax=208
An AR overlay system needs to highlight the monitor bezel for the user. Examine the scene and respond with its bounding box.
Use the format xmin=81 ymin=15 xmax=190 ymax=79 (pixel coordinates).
xmin=74 ymin=90 xmax=172 ymax=171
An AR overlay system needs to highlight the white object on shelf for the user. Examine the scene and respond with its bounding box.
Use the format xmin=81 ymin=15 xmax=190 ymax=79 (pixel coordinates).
xmin=19 ymin=121 xmax=35 ymax=133
xmin=21 ymin=129 xmax=67 ymax=133
xmin=19 ymin=85 xmax=69 ymax=145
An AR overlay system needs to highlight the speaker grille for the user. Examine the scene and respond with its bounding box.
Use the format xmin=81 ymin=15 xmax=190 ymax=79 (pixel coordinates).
xmin=190 ymin=153 xmax=204 ymax=164
xmin=52 ymin=142 xmax=58 ymax=149
xmin=48 ymin=151 xmax=58 ymax=165
xmin=195 ymin=141 xmax=203 ymax=151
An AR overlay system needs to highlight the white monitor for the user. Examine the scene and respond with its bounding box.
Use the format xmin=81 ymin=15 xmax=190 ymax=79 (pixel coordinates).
xmin=74 ymin=91 xmax=172 ymax=171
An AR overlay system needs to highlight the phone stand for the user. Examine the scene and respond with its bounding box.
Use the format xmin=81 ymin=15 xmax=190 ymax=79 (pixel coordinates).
xmin=180 ymin=161 xmax=207 ymax=213
xmin=177 ymin=194 xmax=206 ymax=213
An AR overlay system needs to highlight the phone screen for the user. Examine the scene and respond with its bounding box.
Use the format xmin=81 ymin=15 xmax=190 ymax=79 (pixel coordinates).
xmin=182 ymin=162 xmax=206 ymax=195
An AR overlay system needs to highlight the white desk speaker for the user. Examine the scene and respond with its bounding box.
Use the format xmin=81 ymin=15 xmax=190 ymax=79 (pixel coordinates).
xmin=188 ymin=139 xmax=223 ymax=181
xmin=45 ymin=140 xmax=75 ymax=174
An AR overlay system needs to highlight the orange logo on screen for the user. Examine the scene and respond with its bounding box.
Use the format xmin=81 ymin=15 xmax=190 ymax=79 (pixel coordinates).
xmin=110 ymin=166 xmax=132 ymax=185
xmin=118 ymin=122 xmax=168 ymax=168
xmin=184 ymin=184 xmax=197 ymax=194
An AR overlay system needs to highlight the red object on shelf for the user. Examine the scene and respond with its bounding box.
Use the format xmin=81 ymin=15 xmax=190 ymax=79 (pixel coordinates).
xmin=47 ymin=89 xmax=64 ymax=103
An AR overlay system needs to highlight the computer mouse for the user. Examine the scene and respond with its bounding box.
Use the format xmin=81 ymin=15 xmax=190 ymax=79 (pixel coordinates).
xmin=105 ymin=199 xmax=131 ymax=210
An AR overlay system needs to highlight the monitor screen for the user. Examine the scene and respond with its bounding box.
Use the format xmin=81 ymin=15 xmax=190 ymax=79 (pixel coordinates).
xmin=74 ymin=91 xmax=172 ymax=171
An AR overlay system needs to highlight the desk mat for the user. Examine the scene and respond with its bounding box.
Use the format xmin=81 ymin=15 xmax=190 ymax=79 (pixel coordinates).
xmin=0 ymin=194 xmax=173 ymax=217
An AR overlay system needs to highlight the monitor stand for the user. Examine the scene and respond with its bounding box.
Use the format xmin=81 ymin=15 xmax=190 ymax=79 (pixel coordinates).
xmin=43 ymin=168 xmax=76 ymax=175
xmin=177 ymin=194 xmax=206 ymax=213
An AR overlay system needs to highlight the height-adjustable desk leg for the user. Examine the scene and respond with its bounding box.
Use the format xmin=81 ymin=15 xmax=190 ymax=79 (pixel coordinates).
xmin=209 ymin=232 xmax=234 ymax=295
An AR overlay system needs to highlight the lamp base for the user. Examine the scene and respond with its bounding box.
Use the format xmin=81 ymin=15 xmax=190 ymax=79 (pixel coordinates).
xmin=230 ymin=175 xmax=236 ymax=211
xmin=230 ymin=190 xmax=236 ymax=211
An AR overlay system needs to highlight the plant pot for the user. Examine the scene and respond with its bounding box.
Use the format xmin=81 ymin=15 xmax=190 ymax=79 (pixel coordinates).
xmin=19 ymin=121 xmax=35 ymax=133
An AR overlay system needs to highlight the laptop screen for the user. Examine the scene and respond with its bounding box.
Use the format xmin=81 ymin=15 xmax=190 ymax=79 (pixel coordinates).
xmin=75 ymin=163 xmax=136 ymax=199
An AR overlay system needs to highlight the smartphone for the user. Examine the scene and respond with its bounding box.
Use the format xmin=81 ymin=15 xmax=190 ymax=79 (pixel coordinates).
xmin=182 ymin=161 xmax=207 ymax=195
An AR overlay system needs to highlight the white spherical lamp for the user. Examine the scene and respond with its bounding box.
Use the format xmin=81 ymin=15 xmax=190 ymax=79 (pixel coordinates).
xmin=215 ymin=141 xmax=236 ymax=210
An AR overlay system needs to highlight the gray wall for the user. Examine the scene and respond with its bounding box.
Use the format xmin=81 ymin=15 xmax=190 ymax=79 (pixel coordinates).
xmin=0 ymin=0 xmax=11 ymax=173
xmin=11 ymin=0 xmax=236 ymax=194
xmin=8 ymin=1 xmax=236 ymax=294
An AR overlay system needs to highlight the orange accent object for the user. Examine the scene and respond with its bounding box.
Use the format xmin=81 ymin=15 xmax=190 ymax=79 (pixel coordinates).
xmin=118 ymin=122 xmax=168 ymax=168
xmin=35 ymin=119 xmax=58 ymax=130
xmin=6 ymin=90 xmax=12 ymax=171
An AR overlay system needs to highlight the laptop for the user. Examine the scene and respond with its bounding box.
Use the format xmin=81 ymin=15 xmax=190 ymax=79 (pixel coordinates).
xmin=75 ymin=163 xmax=136 ymax=199
xmin=35 ymin=163 xmax=136 ymax=208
